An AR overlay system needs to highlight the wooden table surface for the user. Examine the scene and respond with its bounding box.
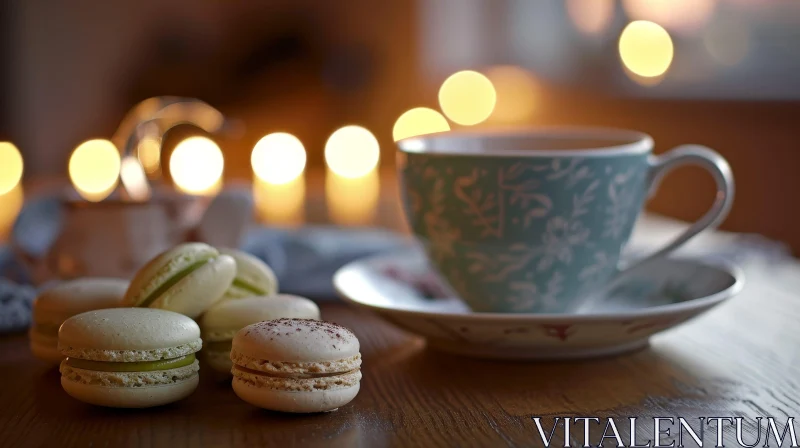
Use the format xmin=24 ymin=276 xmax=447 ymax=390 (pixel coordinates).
xmin=1 ymin=265 xmax=799 ymax=448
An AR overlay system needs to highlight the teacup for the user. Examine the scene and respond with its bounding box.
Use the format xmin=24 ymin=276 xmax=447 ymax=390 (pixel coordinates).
xmin=397 ymin=127 xmax=734 ymax=313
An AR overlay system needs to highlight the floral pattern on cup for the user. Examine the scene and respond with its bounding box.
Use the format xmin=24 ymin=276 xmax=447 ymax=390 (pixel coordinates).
xmin=400 ymin=153 xmax=649 ymax=313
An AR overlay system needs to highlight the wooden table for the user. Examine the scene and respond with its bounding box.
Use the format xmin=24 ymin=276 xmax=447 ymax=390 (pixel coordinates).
xmin=2 ymin=262 xmax=799 ymax=448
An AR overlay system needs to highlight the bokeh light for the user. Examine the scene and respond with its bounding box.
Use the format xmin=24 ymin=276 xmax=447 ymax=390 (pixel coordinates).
xmin=251 ymin=132 xmax=307 ymax=184
xmin=326 ymin=169 xmax=380 ymax=226
xmin=119 ymin=156 xmax=151 ymax=201
xmin=622 ymin=0 xmax=716 ymax=34
xmin=169 ymin=136 xmax=224 ymax=195
xmin=253 ymin=176 xmax=305 ymax=226
xmin=0 ymin=183 xmax=23 ymax=239
xmin=325 ymin=126 xmax=380 ymax=179
xmin=485 ymin=66 xmax=539 ymax=124
xmin=68 ymin=139 xmax=121 ymax=202
xmin=619 ymin=21 xmax=674 ymax=78
xmin=438 ymin=70 xmax=496 ymax=126
xmin=565 ymin=0 xmax=615 ymax=36
xmin=137 ymin=136 xmax=161 ymax=175
xmin=704 ymin=18 xmax=749 ymax=67
xmin=0 ymin=142 xmax=23 ymax=195
xmin=392 ymin=108 xmax=450 ymax=142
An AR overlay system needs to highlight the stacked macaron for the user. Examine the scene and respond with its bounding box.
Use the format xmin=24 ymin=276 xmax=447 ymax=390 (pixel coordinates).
xmin=122 ymin=243 xmax=237 ymax=318
xmin=122 ymin=243 xmax=279 ymax=318
xmin=58 ymin=308 xmax=202 ymax=408
xmin=29 ymin=278 xmax=128 ymax=364
xmin=200 ymin=295 xmax=320 ymax=374
xmin=218 ymin=248 xmax=279 ymax=303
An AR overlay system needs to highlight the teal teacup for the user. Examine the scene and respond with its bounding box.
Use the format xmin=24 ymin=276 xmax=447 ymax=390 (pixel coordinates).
xmin=397 ymin=128 xmax=734 ymax=313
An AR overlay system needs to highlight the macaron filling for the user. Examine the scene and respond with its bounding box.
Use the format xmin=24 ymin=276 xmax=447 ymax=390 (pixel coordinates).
xmin=137 ymin=258 xmax=213 ymax=308
xmin=64 ymin=354 xmax=196 ymax=372
xmin=230 ymin=278 xmax=266 ymax=295
xmin=233 ymin=364 xmax=357 ymax=379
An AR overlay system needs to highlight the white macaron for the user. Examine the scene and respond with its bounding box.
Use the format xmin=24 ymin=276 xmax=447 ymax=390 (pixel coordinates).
xmin=200 ymin=295 xmax=320 ymax=374
xmin=58 ymin=308 xmax=202 ymax=408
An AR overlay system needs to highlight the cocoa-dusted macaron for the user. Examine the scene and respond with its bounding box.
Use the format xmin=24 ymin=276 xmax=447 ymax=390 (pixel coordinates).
xmin=230 ymin=318 xmax=361 ymax=413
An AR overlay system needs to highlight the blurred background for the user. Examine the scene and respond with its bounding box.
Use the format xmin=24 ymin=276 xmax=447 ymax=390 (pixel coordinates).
xmin=1 ymin=0 xmax=800 ymax=251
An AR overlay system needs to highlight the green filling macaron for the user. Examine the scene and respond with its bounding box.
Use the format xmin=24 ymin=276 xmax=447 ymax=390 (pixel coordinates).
xmin=230 ymin=278 xmax=266 ymax=296
xmin=138 ymin=258 xmax=213 ymax=308
xmin=65 ymin=354 xmax=196 ymax=372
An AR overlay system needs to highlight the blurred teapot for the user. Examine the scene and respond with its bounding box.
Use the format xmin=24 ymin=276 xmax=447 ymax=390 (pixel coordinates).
xmin=11 ymin=190 xmax=252 ymax=285
xmin=10 ymin=97 xmax=252 ymax=285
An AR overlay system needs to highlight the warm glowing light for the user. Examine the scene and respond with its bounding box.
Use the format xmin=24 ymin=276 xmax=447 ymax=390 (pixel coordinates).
xmin=120 ymin=156 xmax=151 ymax=201
xmin=326 ymin=169 xmax=379 ymax=226
xmin=438 ymin=70 xmax=496 ymax=126
xmin=704 ymin=18 xmax=749 ymax=67
xmin=566 ymin=0 xmax=615 ymax=36
xmin=392 ymin=108 xmax=450 ymax=142
xmin=169 ymin=136 xmax=224 ymax=195
xmin=0 ymin=142 xmax=23 ymax=195
xmin=622 ymin=0 xmax=716 ymax=34
xmin=325 ymin=126 xmax=380 ymax=179
xmin=253 ymin=176 xmax=305 ymax=226
xmin=619 ymin=21 xmax=674 ymax=78
xmin=485 ymin=66 xmax=539 ymax=124
xmin=0 ymin=183 xmax=23 ymax=238
xmin=69 ymin=139 xmax=121 ymax=202
xmin=137 ymin=136 xmax=161 ymax=175
xmin=251 ymin=133 xmax=307 ymax=184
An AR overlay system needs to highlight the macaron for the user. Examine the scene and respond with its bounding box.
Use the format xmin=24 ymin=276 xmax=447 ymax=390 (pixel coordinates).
xmin=58 ymin=308 xmax=202 ymax=408
xmin=123 ymin=243 xmax=236 ymax=318
xmin=218 ymin=248 xmax=278 ymax=303
xmin=200 ymin=295 xmax=321 ymax=374
xmin=29 ymin=278 xmax=128 ymax=364
xmin=230 ymin=318 xmax=361 ymax=413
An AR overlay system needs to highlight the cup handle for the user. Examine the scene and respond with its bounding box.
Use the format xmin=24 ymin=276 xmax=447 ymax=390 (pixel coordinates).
xmin=618 ymin=144 xmax=735 ymax=273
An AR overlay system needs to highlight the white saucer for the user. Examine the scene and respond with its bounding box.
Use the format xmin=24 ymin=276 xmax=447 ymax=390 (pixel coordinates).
xmin=334 ymin=249 xmax=744 ymax=360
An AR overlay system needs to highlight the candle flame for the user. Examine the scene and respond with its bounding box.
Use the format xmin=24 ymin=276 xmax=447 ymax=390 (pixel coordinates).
xmin=0 ymin=142 xmax=23 ymax=196
xmin=68 ymin=139 xmax=121 ymax=202
xmin=324 ymin=126 xmax=380 ymax=179
xmin=169 ymin=136 xmax=224 ymax=195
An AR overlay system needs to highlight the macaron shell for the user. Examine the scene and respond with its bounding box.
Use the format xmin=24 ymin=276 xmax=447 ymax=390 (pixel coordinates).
xmin=201 ymin=295 xmax=321 ymax=342
xmin=33 ymin=278 xmax=128 ymax=324
xmin=58 ymin=308 xmax=201 ymax=362
xmin=148 ymin=255 xmax=236 ymax=319
xmin=232 ymin=319 xmax=360 ymax=364
xmin=123 ymin=243 xmax=219 ymax=307
xmin=61 ymin=374 xmax=199 ymax=408
xmin=232 ymin=378 xmax=359 ymax=413
xmin=219 ymin=248 xmax=278 ymax=297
